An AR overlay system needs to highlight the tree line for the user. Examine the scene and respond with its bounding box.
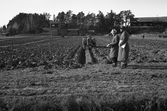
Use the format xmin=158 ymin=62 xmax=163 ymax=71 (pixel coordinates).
xmin=1 ymin=10 xmax=135 ymax=36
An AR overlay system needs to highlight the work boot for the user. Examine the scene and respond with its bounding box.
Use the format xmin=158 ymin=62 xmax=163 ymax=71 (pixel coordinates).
xmin=112 ymin=63 xmax=117 ymax=67
xmin=121 ymin=64 xmax=127 ymax=69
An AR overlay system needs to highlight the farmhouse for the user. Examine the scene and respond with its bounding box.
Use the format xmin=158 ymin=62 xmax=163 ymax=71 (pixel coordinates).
xmin=48 ymin=21 xmax=67 ymax=36
xmin=49 ymin=20 xmax=92 ymax=36
xmin=50 ymin=21 xmax=59 ymax=29
xmin=130 ymin=16 xmax=167 ymax=33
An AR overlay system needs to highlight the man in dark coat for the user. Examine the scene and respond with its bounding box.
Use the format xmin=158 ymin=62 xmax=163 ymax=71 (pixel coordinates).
xmin=82 ymin=34 xmax=96 ymax=49
xmin=106 ymin=29 xmax=119 ymax=67
xmin=87 ymin=34 xmax=96 ymax=48
xmin=117 ymin=26 xmax=130 ymax=68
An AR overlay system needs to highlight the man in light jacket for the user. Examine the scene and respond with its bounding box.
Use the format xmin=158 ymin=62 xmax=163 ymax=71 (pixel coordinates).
xmin=117 ymin=26 xmax=130 ymax=68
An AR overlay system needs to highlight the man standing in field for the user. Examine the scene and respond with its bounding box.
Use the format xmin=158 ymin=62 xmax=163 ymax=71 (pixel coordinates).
xmin=87 ymin=34 xmax=96 ymax=48
xmin=106 ymin=29 xmax=119 ymax=67
xmin=82 ymin=34 xmax=96 ymax=50
xmin=118 ymin=26 xmax=130 ymax=68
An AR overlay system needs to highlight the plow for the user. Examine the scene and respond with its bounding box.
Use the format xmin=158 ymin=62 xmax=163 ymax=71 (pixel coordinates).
xmin=76 ymin=36 xmax=109 ymax=65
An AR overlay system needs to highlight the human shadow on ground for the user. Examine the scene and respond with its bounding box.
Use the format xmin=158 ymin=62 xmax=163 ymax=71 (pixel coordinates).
xmin=127 ymin=64 xmax=167 ymax=70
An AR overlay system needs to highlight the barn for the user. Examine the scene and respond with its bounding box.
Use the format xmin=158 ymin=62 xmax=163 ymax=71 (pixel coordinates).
xmin=130 ymin=16 xmax=167 ymax=33
xmin=67 ymin=29 xmax=79 ymax=36
xmin=49 ymin=21 xmax=94 ymax=36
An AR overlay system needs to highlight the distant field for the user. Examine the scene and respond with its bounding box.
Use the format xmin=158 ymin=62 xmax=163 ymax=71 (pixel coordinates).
xmin=0 ymin=36 xmax=67 ymax=47
xmin=0 ymin=35 xmax=83 ymax=70
xmin=1 ymin=35 xmax=167 ymax=111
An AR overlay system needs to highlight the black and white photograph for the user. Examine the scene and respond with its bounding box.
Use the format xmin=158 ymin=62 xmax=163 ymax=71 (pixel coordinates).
xmin=0 ymin=0 xmax=167 ymax=111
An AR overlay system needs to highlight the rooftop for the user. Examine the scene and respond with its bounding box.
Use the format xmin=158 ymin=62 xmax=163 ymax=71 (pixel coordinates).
xmin=134 ymin=17 xmax=167 ymax=22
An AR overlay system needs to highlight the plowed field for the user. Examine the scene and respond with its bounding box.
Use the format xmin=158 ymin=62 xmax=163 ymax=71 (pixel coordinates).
xmin=0 ymin=35 xmax=167 ymax=111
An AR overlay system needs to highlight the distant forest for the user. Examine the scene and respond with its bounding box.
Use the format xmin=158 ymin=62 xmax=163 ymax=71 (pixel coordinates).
xmin=1 ymin=10 xmax=135 ymax=35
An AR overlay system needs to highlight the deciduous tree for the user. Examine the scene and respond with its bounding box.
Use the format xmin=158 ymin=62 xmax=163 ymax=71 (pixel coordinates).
xmin=118 ymin=10 xmax=135 ymax=26
xmin=96 ymin=11 xmax=106 ymax=33
xmin=105 ymin=10 xmax=116 ymax=31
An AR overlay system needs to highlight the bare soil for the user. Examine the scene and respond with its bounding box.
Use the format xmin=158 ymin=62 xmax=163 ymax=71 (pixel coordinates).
xmin=1 ymin=34 xmax=167 ymax=111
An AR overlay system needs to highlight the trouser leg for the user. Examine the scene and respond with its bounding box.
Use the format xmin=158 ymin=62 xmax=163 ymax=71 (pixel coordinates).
xmin=111 ymin=57 xmax=117 ymax=67
xmin=121 ymin=60 xmax=128 ymax=68
xmin=113 ymin=58 xmax=117 ymax=65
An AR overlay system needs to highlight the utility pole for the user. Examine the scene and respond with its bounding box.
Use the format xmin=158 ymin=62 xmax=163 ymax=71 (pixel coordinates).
xmin=50 ymin=21 xmax=52 ymax=36
xmin=30 ymin=14 xmax=33 ymax=28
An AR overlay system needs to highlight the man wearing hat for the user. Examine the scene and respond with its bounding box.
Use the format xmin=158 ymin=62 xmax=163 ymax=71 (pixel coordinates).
xmin=87 ymin=34 xmax=96 ymax=48
xmin=106 ymin=29 xmax=119 ymax=67
xmin=117 ymin=26 xmax=130 ymax=68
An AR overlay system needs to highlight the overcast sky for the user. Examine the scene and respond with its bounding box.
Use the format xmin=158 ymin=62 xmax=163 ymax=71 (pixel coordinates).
xmin=0 ymin=0 xmax=167 ymax=27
